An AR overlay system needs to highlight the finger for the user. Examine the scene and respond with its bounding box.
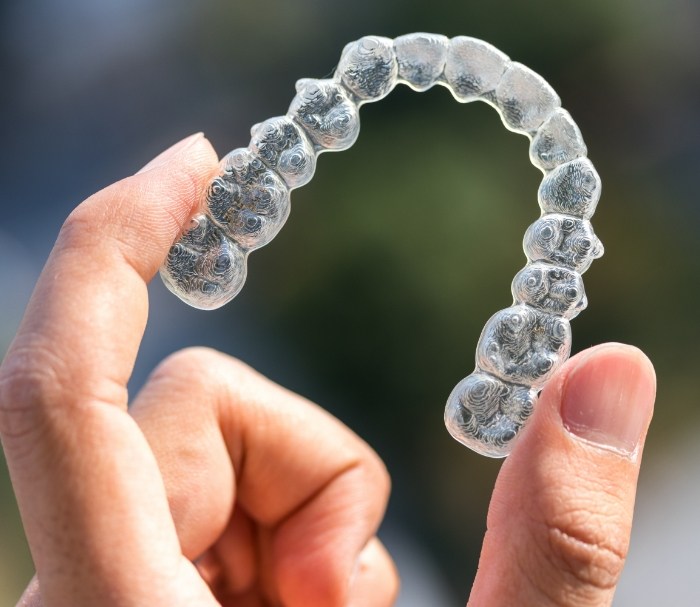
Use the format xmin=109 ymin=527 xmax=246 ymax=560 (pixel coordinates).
xmin=347 ymin=538 xmax=400 ymax=607
xmin=469 ymin=343 xmax=656 ymax=607
xmin=191 ymin=505 xmax=257 ymax=598
xmin=129 ymin=347 xmax=392 ymax=606
xmin=210 ymin=507 xmax=257 ymax=595
xmin=16 ymin=576 xmax=41 ymax=607
xmin=2 ymin=132 xmax=216 ymax=429
xmin=0 ymin=134 xmax=220 ymax=605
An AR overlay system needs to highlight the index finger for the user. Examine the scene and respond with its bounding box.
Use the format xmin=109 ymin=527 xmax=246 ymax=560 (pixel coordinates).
xmin=0 ymin=134 xmax=220 ymax=604
xmin=2 ymin=133 xmax=217 ymax=425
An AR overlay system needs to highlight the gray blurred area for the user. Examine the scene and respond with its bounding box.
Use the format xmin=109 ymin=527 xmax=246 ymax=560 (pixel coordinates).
xmin=1 ymin=0 xmax=699 ymax=604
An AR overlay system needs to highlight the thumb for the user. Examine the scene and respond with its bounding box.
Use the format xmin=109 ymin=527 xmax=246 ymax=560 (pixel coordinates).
xmin=469 ymin=343 xmax=656 ymax=607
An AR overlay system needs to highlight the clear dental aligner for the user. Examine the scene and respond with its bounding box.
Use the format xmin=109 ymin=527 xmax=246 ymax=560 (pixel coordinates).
xmin=160 ymin=33 xmax=603 ymax=458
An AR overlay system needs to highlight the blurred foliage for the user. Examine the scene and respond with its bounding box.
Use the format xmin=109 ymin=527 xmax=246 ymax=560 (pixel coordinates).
xmin=2 ymin=0 xmax=699 ymax=603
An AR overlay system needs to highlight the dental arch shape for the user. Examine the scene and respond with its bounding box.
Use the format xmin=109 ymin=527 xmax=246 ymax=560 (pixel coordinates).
xmin=160 ymin=34 xmax=603 ymax=458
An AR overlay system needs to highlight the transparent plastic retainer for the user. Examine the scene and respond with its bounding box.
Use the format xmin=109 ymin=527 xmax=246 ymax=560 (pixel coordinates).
xmin=160 ymin=34 xmax=603 ymax=458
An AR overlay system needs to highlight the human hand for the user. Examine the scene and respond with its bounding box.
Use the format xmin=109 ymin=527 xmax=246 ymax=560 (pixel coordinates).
xmin=1 ymin=134 xmax=655 ymax=607
xmin=467 ymin=342 xmax=655 ymax=606
xmin=1 ymin=134 xmax=396 ymax=606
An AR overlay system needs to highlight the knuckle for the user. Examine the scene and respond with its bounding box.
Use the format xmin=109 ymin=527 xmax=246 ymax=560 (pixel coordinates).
xmin=58 ymin=201 xmax=103 ymax=250
xmin=0 ymin=340 xmax=64 ymax=445
xmin=59 ymin=190 xmax=143 ymax=266
xmin=364 ymin=445 xmax=392 ymax=502
xmin=153 ymin=347 xmax=244 ymax=385
xmin=538 ymin=506 xmax=628 ymax=596
xmin=0 ymin=337 xmax=127 ymax=447
xmin=343 ymin=442 xmax=392 ymax=518
xmin=0 ymin=368 xmax=47 ymax=444
xmin=154 ymin=346 xmax=216 ymax=376
xmin=147 ymin=347 xmax=254 ymax=407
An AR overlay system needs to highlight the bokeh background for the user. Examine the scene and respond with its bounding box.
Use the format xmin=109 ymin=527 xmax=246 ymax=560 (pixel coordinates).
xmin=1 ymin=0 xmax=699 ymax=604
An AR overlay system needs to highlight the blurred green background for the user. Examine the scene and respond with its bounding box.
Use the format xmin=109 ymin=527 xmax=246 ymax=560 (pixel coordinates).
xmin=1 ymin=0 xmax=699 ymax=604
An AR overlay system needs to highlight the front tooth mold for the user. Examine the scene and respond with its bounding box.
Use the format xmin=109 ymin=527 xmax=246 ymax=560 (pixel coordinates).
xmin=494 ymin=62 xmax=561 ymax=134
xmin=394 ymin=32 xmax=449 ymax=92
xmin=336 ymin=35 xmax=398 ymax=102
xmin=530 ymin=108 xmax=587 ymax=171
xmin=288 ymin=79 xmax=360 ymax=151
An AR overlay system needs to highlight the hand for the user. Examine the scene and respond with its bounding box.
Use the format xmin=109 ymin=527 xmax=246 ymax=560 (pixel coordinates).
xmin=0 ymin=134 xmax=655 ymax=607
xmin=469 ymin=342 xmax=655 ymax=606
xmin=1 ymin=134 xmax=396 ymax=606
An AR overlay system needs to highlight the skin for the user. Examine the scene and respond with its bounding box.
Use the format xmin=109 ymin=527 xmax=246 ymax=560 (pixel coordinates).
xmin=0 ymin=134 xmax=656 ymax=607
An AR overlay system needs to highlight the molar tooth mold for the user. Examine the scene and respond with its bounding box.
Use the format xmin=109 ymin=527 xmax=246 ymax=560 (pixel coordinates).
xmin=288 ymin=79 xmax=360 ymax=151
xmin=209 ymin=148 xmax=290 ymax=251
xmin=249 ymin=116 xmax=317 ymax=189
xmin=161 ymin=34 xmax=604 ymax=458
xmin=394 ymin=33 xmax=449 ymax=92
xmin=524 ymin=214 xmax=604 ymax=273
xmin=445 ymin=372 xmax=537 ymax=458
xmin=511 ymin=262 xmax=587 ymax=320
xmin=160 ymin=214 xmax=247 ymax=310
xmin=476 ymin=305 xmax=571 ymax=389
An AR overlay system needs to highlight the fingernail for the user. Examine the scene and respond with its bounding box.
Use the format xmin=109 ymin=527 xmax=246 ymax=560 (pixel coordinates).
xmin=561 ymin=346 xmax=655 ymax=455
xmin=137 ymin=132 xmax=204 ymax=174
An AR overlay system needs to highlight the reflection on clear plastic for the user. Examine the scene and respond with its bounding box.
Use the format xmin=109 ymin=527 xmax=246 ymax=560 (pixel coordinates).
xmin=160 ymin=34 xmax=603 ymax=458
